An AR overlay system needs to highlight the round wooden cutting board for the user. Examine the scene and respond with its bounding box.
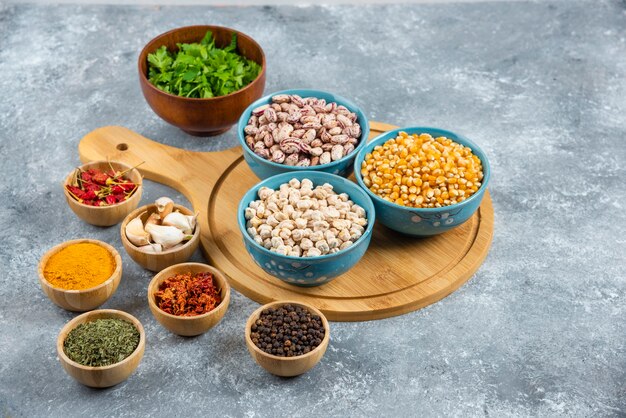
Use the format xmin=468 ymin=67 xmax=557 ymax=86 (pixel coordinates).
xmin=79 ymin=122 xmax=493 ymax=321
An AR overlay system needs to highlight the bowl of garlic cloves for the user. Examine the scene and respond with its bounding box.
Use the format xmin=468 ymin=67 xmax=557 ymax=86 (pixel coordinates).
xmin=120 ymin=197 xmax=201 ymax=272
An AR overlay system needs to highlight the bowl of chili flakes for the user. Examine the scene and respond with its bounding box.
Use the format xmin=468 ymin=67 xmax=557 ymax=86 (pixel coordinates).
xmin=63 ymin=160 xmax=142 ymax=226
xmin=147 ymin=262 xmax=230 ymax=336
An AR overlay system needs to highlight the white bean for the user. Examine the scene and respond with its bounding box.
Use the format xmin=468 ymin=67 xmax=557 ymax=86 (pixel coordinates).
xmin=340 ymin=241 xmax=353 ymax=250
xmin=292 ymin=229 xmax=304 ymax=241
xmin=300 ymin=238 xmax=314 ymax=250
xmin=244 ymin=207 xmax=256 ymax=220
xmin=305 ymin=248 xmax=322 ymax=257
xmin=245 ymin=178 xmax=368 ymax=258
xmin=279 ymin=228 xmax=291 ymax=240
xmin=338 ymin=228 xmax=351 ymax=242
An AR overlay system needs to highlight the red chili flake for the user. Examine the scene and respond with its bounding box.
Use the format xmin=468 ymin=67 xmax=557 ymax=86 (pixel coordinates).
xmin=104 ymin=195 xmax=117 ymax=205
xmin=91 ymin=172 xmax=109 ymax=185
xmin=119 ymin=183 xmax=137 ymax=192
xmin=65 ymin=165 xmax=140 ymax=207
xmin=66 ymin=186 xmax=85 ymax=199
xmin=84 ymin=183 xmax=100 ymax=192
xmin=82 ymin=190 xmax=97 ymax=200
xmin=154 ymin=272 xmax=222 ymax=317
xmin=80 ymin=172 xmax=92 ymax=183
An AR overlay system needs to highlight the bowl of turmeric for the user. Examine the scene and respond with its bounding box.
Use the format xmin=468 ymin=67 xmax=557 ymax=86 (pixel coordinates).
xmin=38 ymin=239 xmax=122 ymax=312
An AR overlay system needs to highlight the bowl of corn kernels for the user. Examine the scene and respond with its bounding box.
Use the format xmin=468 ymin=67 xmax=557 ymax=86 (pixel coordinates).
xmin=354 ymin=127 xmax=490 ymax=236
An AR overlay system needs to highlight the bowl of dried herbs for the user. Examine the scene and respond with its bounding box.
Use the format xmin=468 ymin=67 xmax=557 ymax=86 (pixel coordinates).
xmin=57 ymin=309 xmax=145 ymax=388
xmin=138 ymin=25 xmax=266 ymax=137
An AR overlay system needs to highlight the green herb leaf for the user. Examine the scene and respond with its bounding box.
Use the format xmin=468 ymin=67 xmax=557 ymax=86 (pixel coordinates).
xmin=63 ymin=319 xmax=140 ymax=367
xmin=148 ymin=31 xmax=261 ymax=98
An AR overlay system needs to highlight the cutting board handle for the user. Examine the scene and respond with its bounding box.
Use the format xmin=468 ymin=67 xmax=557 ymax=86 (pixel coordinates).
xmin=78 ymin=125 xmax=241 ymax=209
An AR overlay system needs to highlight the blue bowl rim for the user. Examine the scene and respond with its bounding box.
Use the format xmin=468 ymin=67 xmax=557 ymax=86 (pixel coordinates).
xmin=354 ymin=126 xmax=491 ymax=213
xmin=237 ymin=170 xmax=376 ymax=262
xmin=237 ymin=88 xmax=370 ymax=171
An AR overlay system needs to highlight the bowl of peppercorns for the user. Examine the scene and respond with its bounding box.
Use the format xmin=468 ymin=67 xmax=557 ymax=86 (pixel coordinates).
xmin=245 ymin=301 xmax=330 ymax=377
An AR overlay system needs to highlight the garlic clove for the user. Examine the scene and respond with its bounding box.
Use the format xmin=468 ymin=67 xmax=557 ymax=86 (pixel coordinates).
xmin=125 ymin=216 xmax=151 ymax=246
xmin=137 ymin=243 xmax=163 ymax=253
xmin=186 ymin=212 xmax=199 ymax=233
xmin=155 ymin=197 xmax=174 ymax=218
xmin=162 ymin=211 xmax=193 ymax=235
xmin=145 ymin=223 xmax=186 ymax=249
xmin=146 ymin=212 xmax=161 ymax=226
xmin=155 ymin=197 xmax=173 ymax=211
xmin=167 ymin=243 xmax=186 ymax=251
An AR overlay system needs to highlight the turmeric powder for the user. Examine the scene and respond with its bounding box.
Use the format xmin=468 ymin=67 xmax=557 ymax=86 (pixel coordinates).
xmin=43 ymin=243 xmax=115 ymax=290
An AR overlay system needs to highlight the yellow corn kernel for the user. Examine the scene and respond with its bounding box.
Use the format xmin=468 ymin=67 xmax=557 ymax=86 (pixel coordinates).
xmin=363 ymin=133 xmax=483 ymax=208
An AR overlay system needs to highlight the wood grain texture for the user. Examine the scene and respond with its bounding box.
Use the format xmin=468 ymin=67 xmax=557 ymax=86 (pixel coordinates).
xmin=147 ymin=263 xmax=231 ymax=336
xmin=56 ymin=309 xmax=145 ymax=388
xmin=245 ymin=301 xmax=330 ymax=377
xmin=78 ymin=122 xmax=494 ymax=321
xmin=38 ymin=239 xmax=122 ymax=312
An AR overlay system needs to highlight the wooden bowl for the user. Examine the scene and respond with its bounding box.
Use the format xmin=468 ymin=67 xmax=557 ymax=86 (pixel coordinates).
xmin=63 ymin=160 xmax=142 ymax=226
xmin=38 ymin=239 xmax=122 ymax=312
xmin=120 ymin=203 xmax=200 ymax=272
xmin=147 ymin=263 xmax=230 ymax=336
xmin=245 ymin=301 xmax=330 ymax=377
xmin=138 ymin=25 xmax=266 ymax=137
xmin=57 ymin=309 xmax=145 ymax=388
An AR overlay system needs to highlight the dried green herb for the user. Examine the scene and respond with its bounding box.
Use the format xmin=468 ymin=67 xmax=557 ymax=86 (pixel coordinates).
xmin=63 ymin=319 xmax=140 ymax=367
xmin=147 ymin=31 xmax=262 ymax=98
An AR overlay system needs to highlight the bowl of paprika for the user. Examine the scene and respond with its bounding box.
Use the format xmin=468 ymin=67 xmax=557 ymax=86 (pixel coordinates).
xmin=63 ymin=160 xmax=143 ymax=227
xmin=147 ymin=263 xmax=230 ymax=336
xmin=38 ymin=239 xmax=122 ymax=312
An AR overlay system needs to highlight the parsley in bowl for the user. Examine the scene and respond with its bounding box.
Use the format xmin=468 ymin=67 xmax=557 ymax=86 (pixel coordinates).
xmin=138 ymin=25 xmax=266 ymax=136
xmin=147 ymin=31 xmax=262 ymax=99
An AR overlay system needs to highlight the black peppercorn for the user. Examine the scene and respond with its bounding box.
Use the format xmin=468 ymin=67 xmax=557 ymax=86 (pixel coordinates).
xmin=251 ymin=304 xmax=325 ymax=357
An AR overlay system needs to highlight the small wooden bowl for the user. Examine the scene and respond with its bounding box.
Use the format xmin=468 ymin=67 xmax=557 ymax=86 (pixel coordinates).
xmin=57 ymin=309 xmax=145 ymax=388
xmin=147 ymin=263 xmax=230 ymax=336
xmin=38 ymin=239 xmax=122 ymax=312
xmin=63 ymin=160 xmax=142 ymax=227
xmin=120 ymin=203 xmax=200 ymax=272
xmin=138 ymin=25 xmax=266 ymax=136
xmin=245 ymin=301 xmax=330 ymax=377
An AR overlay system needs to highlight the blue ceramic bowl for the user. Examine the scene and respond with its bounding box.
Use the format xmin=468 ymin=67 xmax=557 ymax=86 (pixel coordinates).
xmin=354 ymin=127 xmax=491 ymax=236
xmin=237 ymin=171 xmax=375 ymax=287
xmin=237 ymin=89 xmax=370 ymax=180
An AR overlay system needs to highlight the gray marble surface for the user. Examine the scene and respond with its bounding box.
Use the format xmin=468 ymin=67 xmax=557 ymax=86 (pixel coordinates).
xmin=1 ymin=1 xmax=625 ymax=417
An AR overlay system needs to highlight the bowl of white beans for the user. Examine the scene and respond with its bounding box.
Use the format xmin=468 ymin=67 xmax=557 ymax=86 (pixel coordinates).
xmin=237 ymin=171 xmax=375 ymax=286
